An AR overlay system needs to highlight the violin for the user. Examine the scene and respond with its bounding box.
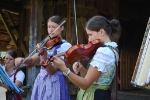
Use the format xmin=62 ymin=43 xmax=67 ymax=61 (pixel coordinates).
xmin=40 ymin=39 xmax=103 ymax=67
xmin=45 ymin=37 xmax=61 ymax=48
xmin=46 ymin=39 xmax=103 ymax=64
xmin=38 ymin=36 xmax=62 ymax=55
xmin=63 ymin=39 xmax=103 ymax=64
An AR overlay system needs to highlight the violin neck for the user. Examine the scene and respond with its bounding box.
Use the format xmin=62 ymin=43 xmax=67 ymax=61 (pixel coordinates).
xmin=56 ymin=52 xmax=65 ymax=57
xmin=18 ymin=63 xmax=28 ymax=69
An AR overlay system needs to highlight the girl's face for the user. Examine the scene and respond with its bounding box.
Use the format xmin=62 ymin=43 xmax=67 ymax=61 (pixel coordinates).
xmin=47 ymin=21 xmax=64 ymax=38
xmin=5 ymin=54 xmax=15 ymax=68
xmin=86 ymin=28 xmax=108 ymax=42
xmin=86 ymin=28 xmax=102 ymax=42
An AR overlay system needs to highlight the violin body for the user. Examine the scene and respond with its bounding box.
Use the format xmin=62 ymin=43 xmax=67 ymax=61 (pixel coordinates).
xmin=38 ymin=37 xmax=62 ymax=56
xmin=64 ymin=39 xmax=103 ymax=64
xmin=45 ymin=37 xmax=61 ymax=48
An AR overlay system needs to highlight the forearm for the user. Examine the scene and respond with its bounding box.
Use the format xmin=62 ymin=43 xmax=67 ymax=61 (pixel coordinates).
xmin=63 ymin=66 xmax=101 ymax=90
xmin=67 ymin=71 xmax=91 ymax=90
xmin=41 ymin=52 xmax=47 ymax=62
xmin=79 ymin=67 xmax=87 ymax=77
xmin=24 ymin=53 xmax=39 ymax=66
xmin=15 ymin=81 xmax=22 ymax=88
xmin=46 ymin=63 xmax=58 ymax=75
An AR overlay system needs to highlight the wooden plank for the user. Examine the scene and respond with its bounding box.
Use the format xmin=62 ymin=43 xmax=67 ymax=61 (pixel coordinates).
xmin=0 ymin=9 xmax=17 ymax=48
xmin=125 ymin=49 xmax=127 ymax=90
xmin=26 ymin=0 xmax=43 ymax=99
xmin=129 ymin=51 xmax=132 ymax=90
xmin=128 ymin=51 xmax=132 ymax=90
xmin=0 ymin=33 xmax=10 ymax=41
xmin=5 ymin=12 xmax=28 ymax=55
xmin=120 ymin=49 xmax=123 ymax=90
xmin=80 ymin=17 xmax=88 ymax=42
xmin=126 ymin=50 xmax=129 ymax=90
xmin=66 ymin=0 xmax=71 ymax=43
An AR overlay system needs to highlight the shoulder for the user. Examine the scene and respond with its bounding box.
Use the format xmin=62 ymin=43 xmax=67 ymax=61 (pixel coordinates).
xmin=61 ymin=40 xmax=72 ymax=46
xmin=90 ymin=42 xmax=118 ymax=72
xmin=96 ymin=47 xmax=113 ymax=58
xmin=59 ymin=40 xmax=72 ymax=50
xmin=16 ymin=70 xmax=25 ymax=77
xmin=15 ymin=70 xmax=25 ymax=83
xmin=96 ymin=42 xmax=118 ymax=56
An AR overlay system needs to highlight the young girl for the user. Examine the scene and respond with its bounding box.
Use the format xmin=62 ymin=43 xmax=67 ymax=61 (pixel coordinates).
xmin=52 ymin=15 xmax=121 ymax=100
xmin=0 ymin=50 xmax=25 ymax=100
xmin=15 ymin=15 xmax=71 ymax=100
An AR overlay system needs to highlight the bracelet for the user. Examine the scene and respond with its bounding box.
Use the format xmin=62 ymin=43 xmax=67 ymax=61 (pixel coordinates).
xmin=63 ymin=68 xmax=71 ymax=76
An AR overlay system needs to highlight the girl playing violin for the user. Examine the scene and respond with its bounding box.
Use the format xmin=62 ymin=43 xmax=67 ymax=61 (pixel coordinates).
xmin=52 ymin=15 xmax=121 ymax=100
xmin=15 ymin=15 xmax=71 ymax=100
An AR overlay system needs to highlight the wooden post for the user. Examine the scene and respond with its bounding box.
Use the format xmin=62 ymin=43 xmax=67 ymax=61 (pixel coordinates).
xmin=66 ymin=0 xmax=71 ymax=43
xmin=26 ymin=0 xmax=43 ymax=100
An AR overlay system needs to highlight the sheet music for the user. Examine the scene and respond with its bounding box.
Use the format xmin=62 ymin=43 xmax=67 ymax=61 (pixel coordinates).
xmin=0 ymin=64 xmax=23 ymax=94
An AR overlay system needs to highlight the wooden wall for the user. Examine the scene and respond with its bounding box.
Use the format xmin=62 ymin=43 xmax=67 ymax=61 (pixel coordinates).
xmin=1 ymin=0 xmax=150 ymax=99
xmin=119 ymin=47 xmax=138 ymax=90
xmin=16 ymin=0 xmax=121 ymax=97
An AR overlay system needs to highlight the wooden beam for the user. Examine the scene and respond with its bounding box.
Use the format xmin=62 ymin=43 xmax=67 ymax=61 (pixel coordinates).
xmin=5 ymin=12 xmax=28 ymax=55
xmin=0 ymin=41 xmax=16 ymax=51
xmin=80 ymin=17 xmax=88 ymax=42
xmin=0 ymin=33 xmax=10 ymax=41
xmin=0 ymin=9 xmax=18 ymax=49
xmin=0 ymin=40 xmax=9 ymax=43
xmin=66 ymin=0 xmax=71 ymax=42
xmin=26 ymin=0 xmax=43 ymax=99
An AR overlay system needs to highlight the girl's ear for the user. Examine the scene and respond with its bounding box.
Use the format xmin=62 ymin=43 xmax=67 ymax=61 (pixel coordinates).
xmin=60 ymin=26 xmax=64 ymax=31
xmin=99 ymin=28 xmax=105 ymax=36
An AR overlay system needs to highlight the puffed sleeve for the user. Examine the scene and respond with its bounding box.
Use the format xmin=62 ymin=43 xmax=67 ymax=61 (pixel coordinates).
xmin=16 ymin=70 xmax=25 ymax=84
xmin=90 ymin=47 xmax=115 ymax=73
xmin=57 ymin=42 xmax=72 ymax=59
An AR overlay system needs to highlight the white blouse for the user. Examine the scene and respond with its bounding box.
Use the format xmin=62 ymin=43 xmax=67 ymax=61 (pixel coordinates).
xmin=2 ymin=67 xmax=25 ymax=84
xmin=90 ymin=42 xmax=119 ymax=85
xmin=90 ymin=42 xmax=118 ymax=72
xmin=9 ymin=69 xmax=25 ymax=84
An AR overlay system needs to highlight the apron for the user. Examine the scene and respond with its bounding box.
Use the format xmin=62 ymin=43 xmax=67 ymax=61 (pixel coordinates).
xmin=76 ymin=84 xmax=109 ymax=100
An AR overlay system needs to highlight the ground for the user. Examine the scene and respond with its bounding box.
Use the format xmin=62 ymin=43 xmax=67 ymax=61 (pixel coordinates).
xmin=21 ymin=89 xmax=150 ymax=100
